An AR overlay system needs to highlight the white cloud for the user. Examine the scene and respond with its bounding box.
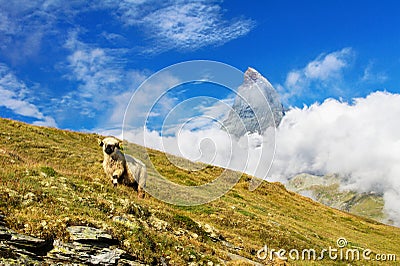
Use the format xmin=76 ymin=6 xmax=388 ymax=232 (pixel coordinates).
xmin=304 ymin=48 xmax=352 ymax=80
xmin=285 ymin=71 xmax=302 ymax=89
xmin=270 ymin=91 xmax=400 ymax=225
xmin=62 ymin=32 xmax=178 ymax=131
xmin=0 ymin=63 xmax=57 ymax=127
xmin=123 ymin=125 xmax=274 ymax=179
xmin=112 ymin=0 xmax=255 ymax=53
xmin=280 ymin=48 xmax=354 ymax=102
xmin=62 ymin=32 xmax=133 ymax=119
xmin=361 ymin=62 xmax=388 ymax=83
xmin=143 ymin=2 xmax=254 ymax=52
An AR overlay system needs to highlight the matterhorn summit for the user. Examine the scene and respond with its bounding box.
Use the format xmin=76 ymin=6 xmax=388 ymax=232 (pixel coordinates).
xmin=223 ymin=67 xmax=284 ymax=138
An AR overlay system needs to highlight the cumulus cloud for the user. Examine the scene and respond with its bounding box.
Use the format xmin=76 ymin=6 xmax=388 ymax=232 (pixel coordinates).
xmin=271 ymin=91 xmax=400 ymax=225
xmin=123 ymin=125 xmax=274 ymax=180
xmin=279 ymin=48 xmax=354 ymax=103
xmin=303 ymin=48 xmax=352 ymax=80
xmin=0 ymin=63 xmax=57 ymax=127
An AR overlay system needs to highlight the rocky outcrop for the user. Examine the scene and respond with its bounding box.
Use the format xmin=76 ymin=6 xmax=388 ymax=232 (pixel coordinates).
xmin=223 ymin=67 xmax=284 ymax=138
xmin=0 ymin=213 xmax=242 ymax=266
xmin=0 ymin=214 xmax=143 ymax=265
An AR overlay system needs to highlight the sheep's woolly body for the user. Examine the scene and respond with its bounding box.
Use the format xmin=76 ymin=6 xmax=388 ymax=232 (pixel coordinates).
xmin=125 ymin=154 xmax=147 ymax=189
xmin=100 ymin=137 xmax=147 ymax=198
xmin=102 ymin=150 xmax=126 ymax=181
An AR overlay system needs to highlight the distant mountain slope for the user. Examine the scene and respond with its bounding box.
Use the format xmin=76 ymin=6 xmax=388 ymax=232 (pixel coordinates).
xmin=287 ymin=173 xmax=388 ymax=224
xmin=223 ymin=67 xmax=284 ymax=138
xmin=1 ymin=118 xmax=400 ymax=265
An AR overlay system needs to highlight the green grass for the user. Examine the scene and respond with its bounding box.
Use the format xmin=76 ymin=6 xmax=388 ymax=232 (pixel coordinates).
xmin=1 ymin=118 xmax=400 ymax=265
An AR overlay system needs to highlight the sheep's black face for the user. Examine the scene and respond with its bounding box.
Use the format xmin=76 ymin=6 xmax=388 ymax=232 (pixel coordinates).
xmin=105 ymin=144 xmax=116 ymax=155
xmin=100 ymin=137 xmax=120 ymax=155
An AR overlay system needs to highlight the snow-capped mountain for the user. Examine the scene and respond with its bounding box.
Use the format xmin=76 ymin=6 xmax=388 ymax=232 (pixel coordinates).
xmin=223 ymin=67 xmax=284 ymax=138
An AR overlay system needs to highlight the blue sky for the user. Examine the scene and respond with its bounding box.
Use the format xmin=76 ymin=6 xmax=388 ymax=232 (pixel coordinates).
xmin=0 ymin=0 xmax=399 ymax=131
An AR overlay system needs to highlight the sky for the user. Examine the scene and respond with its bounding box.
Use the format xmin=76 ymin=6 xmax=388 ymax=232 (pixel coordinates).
xmin=1 ymin=1 xmax=400 ymax=222
xmin=1 ymin=0 xmax=399 ymax=130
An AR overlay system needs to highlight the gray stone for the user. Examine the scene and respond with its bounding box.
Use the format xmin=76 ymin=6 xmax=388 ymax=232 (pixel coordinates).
xmin=48 ymin=239 xmax=126 ymax=265
xmin=4 ymin=230 xmax=52 ymax=257
xmin=66 ymin=226 xmax=115 ymax=244
xmin=227 ymin=252 xmax=264 ymax=266
xmin=10 ymin=232 xmax=47 ymax=246
xmin=90 ymin=248 xmax=125 ymax=265
xmin=0 ymin=218 xmax=143 ymax=265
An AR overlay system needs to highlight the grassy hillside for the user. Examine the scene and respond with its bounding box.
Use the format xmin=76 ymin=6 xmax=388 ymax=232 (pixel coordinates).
xmin=1 ymin=118 xmax=399 ymax=265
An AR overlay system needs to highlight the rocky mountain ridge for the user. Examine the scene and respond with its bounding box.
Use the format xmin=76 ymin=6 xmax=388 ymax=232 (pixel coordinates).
xmin=223 ymin=67 xmax=284 ymax=138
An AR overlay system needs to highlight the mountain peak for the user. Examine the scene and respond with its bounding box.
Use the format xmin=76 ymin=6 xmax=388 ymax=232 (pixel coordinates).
xmin=245 ymin=67 xmax=259 ymax=75
xmin=244 ymin=67 xmax=263 ymax=83
xmin=223 ymin=67 xmax=284 ymax=137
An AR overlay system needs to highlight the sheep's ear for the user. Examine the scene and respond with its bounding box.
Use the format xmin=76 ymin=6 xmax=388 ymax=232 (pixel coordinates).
xmin=98 ymin=139 xmax=104 ymax=147
xmin=117 ymin=142 xmax=123 ymax=151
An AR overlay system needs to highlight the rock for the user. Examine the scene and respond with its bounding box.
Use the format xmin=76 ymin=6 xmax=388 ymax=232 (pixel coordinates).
xmin=227 ymin=252 xmax=264 ymax=266
xmin=67 ymin=225 xmax=116 ymax=244
xmin=0 ymin=226 xmax=12 ymax=241
xmin=118 ymin=259 xmax=146 ymax=266
xmin=112 ymin=216 xmax=139 ymax=231
xmin=9 ymin=232 xmax=51 ymax=255
xmin=54 ymin=225 xmax=141 ymax=265
xmin=48 ymin=239 xmax=130 ymax=265
xmin=148 ymin=216 xmax=169 ymax=231
xmin=223 ymin=67 xmax=284 ymax=138
xmin=196 ymin=222 xmax=221 ymax=241
xmin=98 ymin=248 xmax=125 ymax=264
xmin=0 ymin=228 xmax=53 ymax=265
xmin=221 ymin=240 xmax=243 ymax=251
xmin=0 ymin=217 xmax=143 ymax=265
